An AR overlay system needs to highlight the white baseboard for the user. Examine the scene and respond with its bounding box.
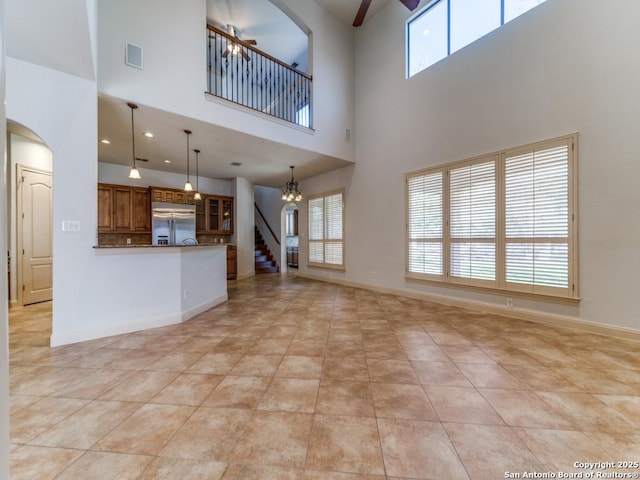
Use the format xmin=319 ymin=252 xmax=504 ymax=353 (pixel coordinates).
xmin=298 ymin=272 xmax=640 ymax=342
xmin=181 ymin=294 xmax=228 ymax=321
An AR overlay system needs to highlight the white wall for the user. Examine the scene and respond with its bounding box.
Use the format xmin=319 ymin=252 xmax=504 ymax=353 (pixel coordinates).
xmin=98 ymin=161 xmax=232 ymax=196
xmin=0 ymin=0 xmax=9 ymax=475
xmin=98 ymin=0 xmax=355 ymax=163
xmin=299 ymin=0 xmax=640 ymax=334
xmin=8 ymin=133 xmax=53 ymax=303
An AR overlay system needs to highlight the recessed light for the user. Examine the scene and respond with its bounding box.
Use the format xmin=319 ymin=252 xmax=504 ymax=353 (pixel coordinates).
xmin=143 ymin=132 xmax=154 ymax=138
xmin=164 ymin=159 xmax=171 ymax=164
xmin=100 ymin=139 xmax=111 ymax=144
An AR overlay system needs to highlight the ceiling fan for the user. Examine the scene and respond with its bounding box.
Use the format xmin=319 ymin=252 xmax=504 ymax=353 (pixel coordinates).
xmin=353 ymin=0 xmax=421 ymax=27
xmin=222 ymin=25 xmax=257 ymax=61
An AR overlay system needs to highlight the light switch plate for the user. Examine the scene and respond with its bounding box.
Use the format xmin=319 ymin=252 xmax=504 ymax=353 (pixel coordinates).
xmin=62 ymin=220 xmax=81 ymax=232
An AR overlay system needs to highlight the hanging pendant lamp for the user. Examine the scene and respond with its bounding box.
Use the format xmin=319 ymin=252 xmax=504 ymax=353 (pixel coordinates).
xmin=183 ymin=129 xmax=194 ymax=192
xmin=281 ymin=165 xmax=302 ymax=202
xmin=127 ymin=102 xmax=141 ymax=179
xmin=193 ymin=149 xmax=202 ymax=201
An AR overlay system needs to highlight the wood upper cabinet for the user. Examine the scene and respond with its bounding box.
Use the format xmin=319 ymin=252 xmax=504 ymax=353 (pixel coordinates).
xmin=196 ymin=194 xmax=234 ymax=234
xmin=98 ymin=183 xmax=150 ymax=233
xmin=151 ymin=187 xmax=195 ymax=204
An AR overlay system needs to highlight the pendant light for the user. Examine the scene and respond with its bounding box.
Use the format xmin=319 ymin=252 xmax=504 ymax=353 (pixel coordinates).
xmin=183 ymin=129 xmax=194 ymax=192
xmin=281 ymin=165 xmax=302 ymax=202
xmin=193 ymin=149 xmax=202 ymax=201
xmin=127 ymin=102 xmax=141 ymax=179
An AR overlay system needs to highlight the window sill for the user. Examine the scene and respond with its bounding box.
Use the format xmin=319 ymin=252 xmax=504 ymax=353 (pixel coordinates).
xmin=405 ymin=273 xmax=581 ymax=305
xmin=307 ymin=263 xmax=345 ymax=272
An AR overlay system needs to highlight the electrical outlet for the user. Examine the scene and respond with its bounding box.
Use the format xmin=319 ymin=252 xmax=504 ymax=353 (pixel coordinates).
xmin=126 ymin=238 xmax=132 ymax=245
xmin=506 ymin=298 xmax=514 ymax=308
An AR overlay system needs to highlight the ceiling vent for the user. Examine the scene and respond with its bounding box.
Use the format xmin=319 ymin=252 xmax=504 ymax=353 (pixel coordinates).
xmin=125 ymin=42 xmax=143 ymax=70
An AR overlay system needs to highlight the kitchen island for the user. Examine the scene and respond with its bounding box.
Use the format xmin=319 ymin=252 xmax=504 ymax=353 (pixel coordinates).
xmin=51 ymin=244 xmax=228 ymax=346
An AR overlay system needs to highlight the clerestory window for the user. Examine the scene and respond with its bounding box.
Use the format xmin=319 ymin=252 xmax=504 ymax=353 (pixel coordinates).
xmin=407 ymin=0 xmax=547 ymax=78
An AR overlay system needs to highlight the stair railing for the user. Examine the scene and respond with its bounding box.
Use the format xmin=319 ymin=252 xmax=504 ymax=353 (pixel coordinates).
xmin=254 ymin=203 xmax=281 ymax=271
xmin=207 ymin=24 xmax=313 ymax=128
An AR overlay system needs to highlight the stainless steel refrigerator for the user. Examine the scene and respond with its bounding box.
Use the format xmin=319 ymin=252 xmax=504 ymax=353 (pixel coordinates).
xmin=152 ymin=202 xmax=196 ymax=245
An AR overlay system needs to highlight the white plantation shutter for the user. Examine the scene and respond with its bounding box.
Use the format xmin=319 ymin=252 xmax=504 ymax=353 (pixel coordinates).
xmin=505 ymin=141 xmax=571 ymax=293
xmin=406 ymin=134 xmax=577 ymax=299
xmin=407 ymin=170 xmax=443 ymax=277
xmin=324 ymin=192 xmax=344 ymax=265
xmin=308 ymin=190 xmax=345 ymax=268
xmin=449 ymin=159 xmax=496 ymax=285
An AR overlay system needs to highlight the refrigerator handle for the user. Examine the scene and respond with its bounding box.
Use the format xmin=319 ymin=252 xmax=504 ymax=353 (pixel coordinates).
xmin=170 ymin=218 xmax=175 ymax=245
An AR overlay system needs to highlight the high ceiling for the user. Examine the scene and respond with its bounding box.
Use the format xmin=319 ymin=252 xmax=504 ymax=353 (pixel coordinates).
xmin=6 ymin=0 xmax=402 ymax=188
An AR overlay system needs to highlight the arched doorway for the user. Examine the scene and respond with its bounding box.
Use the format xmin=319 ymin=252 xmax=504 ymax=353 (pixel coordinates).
xmin=280 ymin=202 xmax=299 ymax=273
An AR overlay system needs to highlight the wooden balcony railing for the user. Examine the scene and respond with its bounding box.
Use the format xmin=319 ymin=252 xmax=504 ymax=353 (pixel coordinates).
xmin=207 ymin=25 xmax=312 ymax=129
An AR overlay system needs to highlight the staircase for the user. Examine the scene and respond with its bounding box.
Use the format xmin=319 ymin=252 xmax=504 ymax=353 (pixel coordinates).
xmin=255 ymin=227 xmax=279 ymax=274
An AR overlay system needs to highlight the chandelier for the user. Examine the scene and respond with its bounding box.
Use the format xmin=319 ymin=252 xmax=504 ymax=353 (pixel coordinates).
xmin=281 ymin=166 xmax=302 ymax=202
xmin=127 ymin=102 xmax=141 ymax=179
xmin=183 ymin=129 xmax=194 ymax=192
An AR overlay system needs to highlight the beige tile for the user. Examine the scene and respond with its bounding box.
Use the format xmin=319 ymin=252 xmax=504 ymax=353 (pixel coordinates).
xmin=378 ymin=418 xmax=468 ymax=479
xmin=188 ymin=353 xmax=244 ymax=374
xmin=425 ymin=386 xmax=504 ymax=425
xmin=444 ymin=423 xmax=543 ymax=479
xmin=304 ymin=472 xmax=385 ymax=480
xmin=595 ymin=394 xmax=640 ymax=426
xmin=457 ymin=363 xmax=525 ymax=389
xmin=442 ymin=345 xmax=496 ymax=364
xmin=276 ymin=355 xmax=324 ymax=379
xmin=286 ymin=339 xmax=327 ymax=356
xmin=366 ymin=359 xmax=419 ymax=384
xmin=222 ymin=463 xmax=304 ymax=479
xmin=371 ymin=383 xmax=437 ymax=420
xmin=10 ymin=396 xmax=89 ymax=444
xmin=30 ymin=400 xmax=141 ymax=449
xmin=99 ymin=370 xmax=179 ymax=402
xmin=50 ymin=368 xmax=134 ymax=399
xmin=322 ymin=356 xmax=369 ymax=382
xmin=10 ymin=445 xmax=83 ymax=480
xmin=480 ymin=389 xmax=575 ymax=429
xmin=152 ymin=373 xmax=223 ymax=406
xmin=413 ymin=361 xmax=473 ymax=387
xmin=95 ymin=403 xmax=195 ymax=455
xmin=258 ymin=378 xmax=319 ymax=413
xmin=54 ymin=451 xmax=153 ymax=480
xmin=502 ymin=365 xmax=583 ymax=392
xmin=306 ymin=414 xmax=385 ymax=476
xmin=537 ymin=392 xmax=633 ymax=433
xmin=146 ymin=351 xmax=205 ymax=371
xmin=138 ymin=457 xmax=227 ymax=480
xmin=229 ymin=354 xmax=282 ymax=376
xmin=316 ymin=381 xmax=375 ymax=417
xmin=230 ymin=411 xmax=313 ymax=469
xmin=160 ymin=406 xmax=252 ymax=461
xmin=202 ymin=375 xmax=270 ymax=409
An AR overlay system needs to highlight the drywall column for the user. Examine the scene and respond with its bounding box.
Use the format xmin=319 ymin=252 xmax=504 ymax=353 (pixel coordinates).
xmin=233 ymin=177 xmax=255 ymax=280
xmin=0 ymin=0 xmax=10 ymax=476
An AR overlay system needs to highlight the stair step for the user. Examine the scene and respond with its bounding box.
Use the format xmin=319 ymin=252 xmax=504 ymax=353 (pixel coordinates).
xmin=255 ymin=255 xmax=270 ymax=262
xmin=255 ymin=261 xmax=276 ymax=269
xmin=256 ymin=266 xmax=279 ymax=274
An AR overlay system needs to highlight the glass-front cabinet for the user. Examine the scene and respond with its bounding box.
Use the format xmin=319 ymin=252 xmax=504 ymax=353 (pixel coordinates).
xmin=196 ymin=194 xmax=234 ymax=234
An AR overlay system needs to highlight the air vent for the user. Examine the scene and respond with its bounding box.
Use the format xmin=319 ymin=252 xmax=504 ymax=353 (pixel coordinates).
xmin=135 ymin=157 xmax=149 ymax=163
xmin=125 ymin=42 xmax=143 ymax=69
xmin=230 ymin=162 xmax=242 ymax=166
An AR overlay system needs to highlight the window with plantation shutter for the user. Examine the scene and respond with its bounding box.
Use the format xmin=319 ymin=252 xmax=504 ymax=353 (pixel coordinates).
xmin=504 ymin=140 xmax=572 ymax=295
xmin=406 ymin=134 xmax=578 ymax=299
xmin=407 ymin=170 xmax=444 ymax=278
xmin=449 ymin=158 xmax=496 ymax=286
xmin=308 ymin=190 xmax=345 ymax=269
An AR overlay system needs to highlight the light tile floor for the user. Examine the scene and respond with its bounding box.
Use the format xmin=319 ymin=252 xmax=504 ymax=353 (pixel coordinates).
xmin=8 ymin=274 xmax=640 ymax=479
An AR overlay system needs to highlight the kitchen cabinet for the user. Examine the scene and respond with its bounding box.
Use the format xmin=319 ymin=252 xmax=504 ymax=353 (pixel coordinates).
xmin=151 ymin=187 xmax=195 ymax=204
xmin=98 ymin=183 xmax=150 ymax=233
xmin=287 ymin=247 xmax=299 ymax=267
xmin=226 ymin=245 xmax=237 ymax=280
xmin=196 ymin=194 xmax=234 ymax=234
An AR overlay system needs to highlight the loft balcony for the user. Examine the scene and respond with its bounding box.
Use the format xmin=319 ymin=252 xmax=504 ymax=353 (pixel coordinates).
xmin=207 ymin=25 xmax=312 ymax=129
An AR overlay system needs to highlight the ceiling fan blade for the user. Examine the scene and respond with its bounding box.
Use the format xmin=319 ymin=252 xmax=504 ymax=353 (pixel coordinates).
xmin=240 ymin=48 xmax=251 ymax=61
xmin=353 ymin=0 xmax=372 ymax=27
xmin=398 ymin=0 xmax=420 ymax=10
xmin=245 ymin=39 xmax=257 ymax=45
xmin=222 ymin=48 xmax=230 ymax=58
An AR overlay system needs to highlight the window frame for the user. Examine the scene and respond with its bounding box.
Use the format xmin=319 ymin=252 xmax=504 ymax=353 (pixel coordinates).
xmin=307 ymin=188 xmax=346 ymax=271
xmin=405 ymin=134 xmax=579 ymax=300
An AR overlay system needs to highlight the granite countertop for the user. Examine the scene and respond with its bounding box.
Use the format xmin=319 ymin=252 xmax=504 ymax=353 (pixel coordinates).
xmin=93 ymin=243 xmax=233 ymax=249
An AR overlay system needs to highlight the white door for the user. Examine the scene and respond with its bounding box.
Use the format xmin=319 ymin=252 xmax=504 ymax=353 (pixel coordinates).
xmin=18 ymin=166 xmax=53 ymax=305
